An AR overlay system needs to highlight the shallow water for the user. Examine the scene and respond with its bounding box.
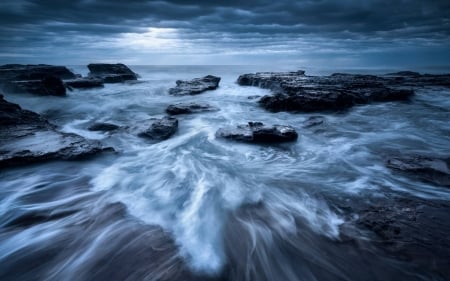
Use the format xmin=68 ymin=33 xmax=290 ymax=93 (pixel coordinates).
xmin=1 ymin=66 xmax=450 ymax=280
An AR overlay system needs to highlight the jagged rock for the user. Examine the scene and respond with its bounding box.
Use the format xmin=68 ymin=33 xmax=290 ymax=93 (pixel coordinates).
xmin=138 ymin=117 xmax=178 ymax=140
xmin=166 ymin=103 xmax=218 ymax=115
xmin=168 ymin=75 xmax=220 ymax=96
xmin=216 ymin=122 xmax=298 ymax=143
xmin=88 ymin=122 xmax=120 ymax=132
xmin=0 ymin=94 xmax=113 ymax=168
xmin=238 ymin=71 xmax=415 ymax=112
xmin=87 ymin=63 xmax=138 ymax=83
xmin=387 ymin=155 xmax=450 ymax=187
xmin=4 ymin=76 xmax=66 ymax=96
xmin=0 ymin=64 xmax=76 ymax=82
xmin=65 ymin=78 xmax=104 ymax=89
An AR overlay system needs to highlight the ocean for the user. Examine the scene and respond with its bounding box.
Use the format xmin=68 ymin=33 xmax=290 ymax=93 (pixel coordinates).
xmin=1 ymin=65 xmax=449 ymax=280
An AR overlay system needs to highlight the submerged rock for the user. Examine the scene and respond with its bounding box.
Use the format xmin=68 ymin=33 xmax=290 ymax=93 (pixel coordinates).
xmin=168 ymin=75 xmax=220 ymax=96
xmin=0 ymin=95 xmax=113 ymax=168
xmin=386 ymin=155 xmax=450 ymax=187
xmin=65 ymin=78 xmax=104 ymax=90
xmin=238 ymin=71 xmax=415 ymax=112
xmin=87 ymin=63 xmax=138 ymax=83
xmin=138 ymin=117 xmax=178 ymax=140
xmin=166 ymin=103 xmax=219 ymax=115
xmin=88 ymin=122 xmax=120 ymax=132
xmin=216 ymin=122 xmax=298 ymax=143
xmin=302 ymin=116 xmax=326 ymax=128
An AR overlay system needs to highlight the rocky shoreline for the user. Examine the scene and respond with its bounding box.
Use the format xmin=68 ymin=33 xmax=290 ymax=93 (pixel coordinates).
xmin=1 ymin=63 xmax=449 ymax=280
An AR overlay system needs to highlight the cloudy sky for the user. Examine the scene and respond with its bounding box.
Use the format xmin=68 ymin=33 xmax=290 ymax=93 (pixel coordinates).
xmin=1 ymin=0 xmax=449 ymax=68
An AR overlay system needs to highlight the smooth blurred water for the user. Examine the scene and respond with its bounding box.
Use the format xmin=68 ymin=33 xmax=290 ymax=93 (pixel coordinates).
xmin=1 ymin=66 xmax=449 ymax=280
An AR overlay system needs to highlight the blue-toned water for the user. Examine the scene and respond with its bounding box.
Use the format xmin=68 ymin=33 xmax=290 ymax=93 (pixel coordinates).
xmin=1 ymin=66 xmax=449 ymax=280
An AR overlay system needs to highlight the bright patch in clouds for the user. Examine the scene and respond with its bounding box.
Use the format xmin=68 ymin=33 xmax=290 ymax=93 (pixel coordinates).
xmin=118 ymin=27 xmax=184 ymax=51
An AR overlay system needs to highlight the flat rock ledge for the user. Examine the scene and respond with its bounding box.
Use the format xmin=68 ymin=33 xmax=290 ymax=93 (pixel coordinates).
xmin=138 ymin=117 xmax=178 ymax=141
xmin=169 ymin=75 xmax=220 ymax=96
xmin=386 ymin=155 xmax=450 ymax=187
xmin=236 ymin=70 xmax=450 ymax=112
xmin=87 ymin=63 xmax=138 ymax=83
xmin=166 ymin=103 xmax=219 ymax=115
xmin=0 ymin=64 xmax=77 ymax=96
xmin=216 ymin=122 xmax=298 ymax=144
xmin=0 ymin=94 xmax=113 ymax=168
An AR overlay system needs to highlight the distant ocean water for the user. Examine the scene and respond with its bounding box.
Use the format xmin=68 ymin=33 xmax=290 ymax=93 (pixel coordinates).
xmin=1 ymin=65 xmax=449 ymax=280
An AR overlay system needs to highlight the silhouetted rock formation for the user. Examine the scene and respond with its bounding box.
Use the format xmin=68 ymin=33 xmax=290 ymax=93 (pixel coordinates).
xmin=169 ymin=75 xmax=220 ymax=96
xmin=387 ymin=155 xmax=450 ymax=187
xmin=238 ymin=71 xmax=416 ymax=112
xmin=0 ymin=94 xmax=113 ymax=168
xmin=0 ymin=64 xmax=77 ymax=96
xmin=138 ymin=117 xmax=178 ymax=140
xmin=0 ymin=64 xmax=76 ymax=82
xmin=87 ymin=63 xmax=138 ymax=83
xmin=216 ymin=122 xmax=298 ymax=143
xmin=166 ymin=103 xmax=219 ymax=115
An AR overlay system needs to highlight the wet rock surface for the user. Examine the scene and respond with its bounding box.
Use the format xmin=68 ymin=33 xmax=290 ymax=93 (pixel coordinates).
xmin=65 ymin=78 xmax=104 ymax=89
xmin=87 ymin=63 xmax=138 ymax=83
xmin=216 ymin=121 xmax=298 ymax=143
xmin=387 ymin=155 xmax=450 ymax=187
xmin=237 ymin=70 xmax=450 ymax=112
xmin=138 ymin=117 xmax=178 ymax=140
xmin=166 ymin=103 xmax=219 ymax=115
xmin=348 ymin=194 xmax=450 ymax=278
xmin=0 ymin=95 xmax=113 ymax=168
xmin=169 ymin=75 xmax=220 ymax=96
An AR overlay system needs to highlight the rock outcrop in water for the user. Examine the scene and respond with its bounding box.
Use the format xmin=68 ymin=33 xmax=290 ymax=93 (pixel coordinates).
xmin=65 ymin=78 xmax=104 ymax=90
xmin=169 ymin=75 xmax=220 ymax=96
xmin=87 ymin=63 xmax=138 ymax=83
xmin=238 ymin=71 xmax=417 ymax=112
xmin=386 ymin=155 xmax=450 ymax=187
xmin=0 ymin=64 xmax=77 ymax=96
xmin=0 ymin=94 xmax=113 ymax=168
xmin=216 ymin=122 xmax=298 ymax=143
xmin=166 ymin=103 xmax=219 ymax=115
xmin=138 ymin=117 xmax=178 ymax=140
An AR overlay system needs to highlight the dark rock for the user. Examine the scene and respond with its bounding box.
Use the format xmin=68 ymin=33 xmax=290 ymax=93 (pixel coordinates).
xmin=88 ymin=122 xmax=120 ymax=132
xmin=353 ymin=195 xmax=450 ymax=273
xmin=166 ymin=103 xmax=219 ymax=115
xmin=65 ymin=78 xmax=104 ymax=89
xmin=216 ymin=122 xmax=298 ymax=143
xmin=169 ymin=75 xmax=220 ymax=96
xmin=138 ymin=117 xmax=178 ymax=140
xmin=0 ymin=64 xmax=76 ymax=82
xmin=4 ymin=76 xmax=66 ymax=96
xmin=386 ymin=71 xmax=421 ymax=77
xmin=0 ymin=95 xmax=113 ymax=168
xmin=386 ymin=155 xmax=450 ymax=187
xmin=238 ymin=71 xmax=415 ymax=113
xmin=87 ymin=63 xmax=138 ymax=83
xmin=247 ymin=95 xmax=261 ymax=100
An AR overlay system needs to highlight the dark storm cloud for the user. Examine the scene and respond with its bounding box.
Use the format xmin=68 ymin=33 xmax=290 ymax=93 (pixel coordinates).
xmin=0 ymin=0 xmax=449 ymax=65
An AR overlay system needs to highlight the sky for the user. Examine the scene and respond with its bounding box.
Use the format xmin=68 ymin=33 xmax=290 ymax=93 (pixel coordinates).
xmin=1 ymin=0 xmax=450 ymax=68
